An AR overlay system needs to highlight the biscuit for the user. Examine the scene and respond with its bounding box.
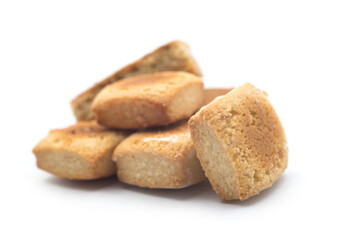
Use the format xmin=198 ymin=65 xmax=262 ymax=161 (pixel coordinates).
xmin=33 ymin=122 xmax=129 ymax=180
xmin=71 ymin=41 xmax=202 ymax=121
xmin=92 ymin=71 xmax=204 ymax=129
xmin=189 ymin=83 xmax=288 ymax=200
xmin=112 ymin=121 xmax=205 ymax=189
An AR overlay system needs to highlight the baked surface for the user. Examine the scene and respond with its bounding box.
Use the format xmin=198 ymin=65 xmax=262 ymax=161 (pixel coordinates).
xmin=112 ymin=121 xmax=205 ymax=189
xmin=33 ymin=121 xmax=129 ymax=180
xmin=189 ymin=83 xmax=288 ymax=200
xmin=92 ymin=71 xmax=204 ymax=129
xmin=71 ymin=41 xmax=202 ymax=121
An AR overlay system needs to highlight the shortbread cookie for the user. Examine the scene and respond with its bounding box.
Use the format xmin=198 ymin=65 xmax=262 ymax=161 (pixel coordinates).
xmin=112 ymin=121 xmax=205 ymax=189
xmin=33 ymin=122 xmax=129 ymax=180
xmin=92 ymin=71 xmax=204 ymax=129
xmin=72 ymin=41 xmax=202 ymax=121
xmin=204 ymin=88 xmax=232 ymax=105
xmin=189 ymin=83 xmax=288 ymax=201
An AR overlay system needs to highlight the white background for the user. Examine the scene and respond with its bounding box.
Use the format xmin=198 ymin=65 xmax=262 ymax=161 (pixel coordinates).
xmin=1 ymin=1 xmax=359 ymax=239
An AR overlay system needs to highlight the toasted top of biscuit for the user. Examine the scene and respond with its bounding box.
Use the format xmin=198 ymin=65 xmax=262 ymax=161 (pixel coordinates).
xmin=82 ymin=41 xmax=202 ymax=97
xmin=50 ymin=121 xmax=112 ymax=136
xmin=93 ymin=71 xmax=202 ymax=107
xmin=113 ymin=121 xmax=193 ymax=161
xmin=33 ymin=122 xmax=129 ymax=162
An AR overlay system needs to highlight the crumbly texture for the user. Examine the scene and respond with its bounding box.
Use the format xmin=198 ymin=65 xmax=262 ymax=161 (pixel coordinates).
xmin=92 ymin=71 xmax=204 ymax=129
xmin=71 ymin=41 xmax=202 ymax=121
xmin=189 ymin=83 xmax=288 ymax=201
xmin=203 ymin=88 xmax=232 ymax=105
xmin=33 ymin=122 xmax=129 ymax=180
xmin=112 ymin=121 xmax=205 ymax=189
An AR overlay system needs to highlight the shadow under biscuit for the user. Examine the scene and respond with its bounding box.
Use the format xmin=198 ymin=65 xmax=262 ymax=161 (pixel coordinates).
xmin=223 ymin=174 xmax=288 ymax=206
xmin=45 ymin=175 xmax=119 ymax=192
xmin=44 ymin=174 xmax=288 ymax=204
xmin=118 ymin=180 xmax=217 ymax=201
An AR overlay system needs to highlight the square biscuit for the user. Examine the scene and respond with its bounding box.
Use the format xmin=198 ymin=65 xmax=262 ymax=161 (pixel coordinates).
xmin=92 ymin=71 xmax=204 ymax=129
xmin=112 ymin=121 xmax=205 ymax=189
xmin=189 ymin=83 xmax=288 ymax=201
xmin=33 ymin=122 xmax=129 ymax=180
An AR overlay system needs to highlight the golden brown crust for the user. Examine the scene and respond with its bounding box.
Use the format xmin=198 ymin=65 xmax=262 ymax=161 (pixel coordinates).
xmin=189 ymin=83 xmax=288 ymax=201
xmin=112 ymin=121 xmax=205 ymax=189
xmin=92 ymin=71 xmax=204 ymax=129
xmin=71 ymin=41 xmax=202 ymax=121
xmin=33 ymin=122 xmax=129 ymax=180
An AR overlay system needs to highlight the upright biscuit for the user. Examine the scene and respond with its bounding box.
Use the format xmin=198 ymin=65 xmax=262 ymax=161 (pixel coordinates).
xmin=33 ymin=122 xmax=129 ymax=180
xmin=112 ymin=121 xmax=205 ymax=189
xmin=189 ymin=83 xmax=288 ymax=201
xmin=72 ymin=41 xmax=202 ymax=121
xmin=92 ymin=71 xmax=204 ymax=129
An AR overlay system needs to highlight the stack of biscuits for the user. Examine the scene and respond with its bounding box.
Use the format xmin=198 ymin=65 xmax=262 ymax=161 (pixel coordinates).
xmin=33 ymin=41 xmax=288 ymax=201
